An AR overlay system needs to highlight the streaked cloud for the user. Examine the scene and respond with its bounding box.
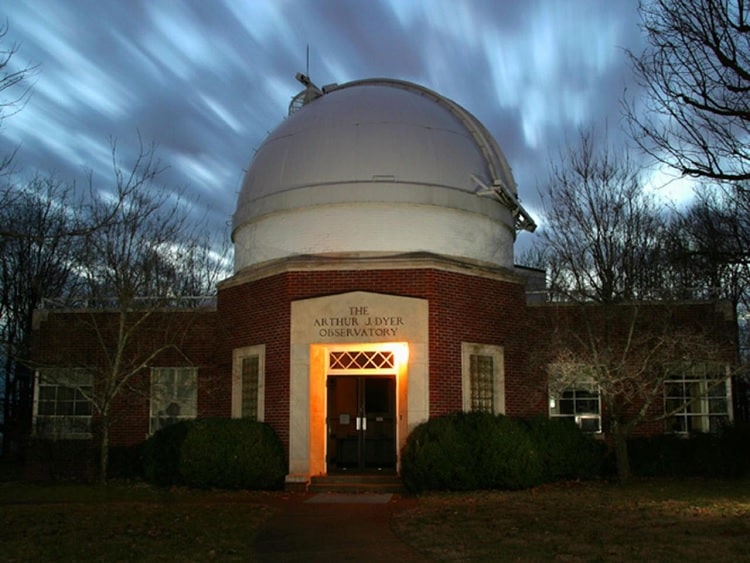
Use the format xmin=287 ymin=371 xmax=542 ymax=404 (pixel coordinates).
xmin=0 ymin=0 xmax=646 ymax=242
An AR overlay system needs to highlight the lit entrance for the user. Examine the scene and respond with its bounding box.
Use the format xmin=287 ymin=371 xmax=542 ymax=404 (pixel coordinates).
xmin=325 ymin=349 xmax=397 ymax=473
xmin=327 ymin=376 xmax=396 ymax=472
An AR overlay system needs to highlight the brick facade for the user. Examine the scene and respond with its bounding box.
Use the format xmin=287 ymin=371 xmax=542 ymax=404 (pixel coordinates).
xmin=29 ymin=261 xmax=742 ymax=464
xmin=215 ymin=264 xmax=535 ymax=455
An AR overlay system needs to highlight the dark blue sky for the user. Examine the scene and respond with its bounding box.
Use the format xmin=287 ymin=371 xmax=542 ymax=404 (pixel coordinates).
xmin=2 ymin=1 xmax=680 ymax=245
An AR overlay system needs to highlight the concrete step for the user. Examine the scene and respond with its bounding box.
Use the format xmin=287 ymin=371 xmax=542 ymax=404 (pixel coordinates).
xmin=309 ymin=473 xmax=405 ymax=494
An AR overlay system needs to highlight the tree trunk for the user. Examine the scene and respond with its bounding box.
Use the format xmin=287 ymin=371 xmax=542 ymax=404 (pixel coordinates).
xmin=611 ymin=419 xmax=631 ymax=483
xmin=98 ymin=412 xmax=110 ymax=484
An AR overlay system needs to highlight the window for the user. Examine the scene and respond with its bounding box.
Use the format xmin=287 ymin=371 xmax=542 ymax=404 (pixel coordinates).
xmin=34 ymin=369 xmax=93 ymax=439
xmin=150 ymin=367 xmax=198 ymax=434
xmin=241 ymin=356 xmax=260 ymax=420
xmin=549 ymin=381 xmax=602 ymax=433
xmin=665 ymin=363 xmax=731 ymax=433
xmin=329 ymin=350 xmax=395 ymax=371
xmin=232 ymin=345 xmax=265 ymax=421
xmin=462 ymin=343 xmax=505 ymax=414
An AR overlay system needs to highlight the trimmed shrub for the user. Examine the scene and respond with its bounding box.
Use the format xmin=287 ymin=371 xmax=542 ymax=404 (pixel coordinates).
xmin=141 ymin=420 xmax=192 ymax=486
xmin=714 ymin=423 xmax=750 ymax=477
xmin=179 ymin=418 xmax=286 ymax=490
xmin=142 ymin=419 xmax=286 ymax=489
xmin=629 ymin=423 xmax=750 ymax=478
xmin=25 ymin=438 xmax=96 ymax=482
xmin=524 ymin=416 xmax=606 ymax=481
xmin=477 ymin=414 xmax=545 ymax=490
xmin=400 ymin=413 xmax=477 ymax=492
xmin=400 ymin=411 xmax=544 ymax=492
xmin=107 ymin=444 xmax=144 ymax=480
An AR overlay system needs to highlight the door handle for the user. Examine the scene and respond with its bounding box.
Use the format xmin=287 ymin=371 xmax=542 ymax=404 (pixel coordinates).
xmin=355 ymin=416 xmax=367 ymax=431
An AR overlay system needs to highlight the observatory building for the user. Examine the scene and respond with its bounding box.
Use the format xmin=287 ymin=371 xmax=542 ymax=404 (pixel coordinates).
xmin=219 ymin=76 xmax=539 ymax=486
xmin=29 ymin=76 xmax=739 ymax=486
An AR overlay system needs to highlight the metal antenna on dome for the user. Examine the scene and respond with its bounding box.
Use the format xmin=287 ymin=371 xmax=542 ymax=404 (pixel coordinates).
xmin=289 ymin=47 xmax=323 ymax=116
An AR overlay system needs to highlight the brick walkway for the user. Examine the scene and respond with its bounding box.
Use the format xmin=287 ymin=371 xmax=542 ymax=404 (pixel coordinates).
xmin=253 ymin=492 xmax=431 ymax=562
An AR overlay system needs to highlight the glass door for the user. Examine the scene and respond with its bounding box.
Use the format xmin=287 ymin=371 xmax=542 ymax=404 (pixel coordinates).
xmin=326 ymin=375 xmax=396 ymax=473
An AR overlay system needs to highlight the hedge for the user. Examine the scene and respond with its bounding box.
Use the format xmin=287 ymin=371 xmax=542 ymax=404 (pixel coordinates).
xmin=401 ymin=411 xmax=545 ymax=492
xmin=141 ymin=418 xmax=286 ymax=489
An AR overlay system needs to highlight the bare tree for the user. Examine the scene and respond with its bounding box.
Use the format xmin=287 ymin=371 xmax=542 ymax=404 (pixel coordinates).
xmin=527 ymin=129 xmax=736 ymax=481
xmin=54 ymin=142 xmax=224 ymax=482
xmin=665 ymin=185 xmax=750 ymax=309
xmin=0 ymin=176 xmax=82 ymax=456
xmin=535 ymin=302 xmax=735 ymax=482
xmin=626 ymin=0 xmax=750 ymax=182
xmin=0 ymin=20 xmax=35 ymax=175
xmin=535 ymin=128 xmax=667 ymax=303
xmin=664 ymin=185 xmax=750 ymax=420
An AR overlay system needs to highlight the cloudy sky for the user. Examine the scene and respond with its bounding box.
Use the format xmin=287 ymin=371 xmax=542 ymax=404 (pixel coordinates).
xmin=1 ymin=0 xmax=649 ymax=244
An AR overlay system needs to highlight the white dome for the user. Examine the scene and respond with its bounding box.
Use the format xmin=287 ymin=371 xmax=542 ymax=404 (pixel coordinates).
xmin=232 ymin=78 xmax=532 ymax=272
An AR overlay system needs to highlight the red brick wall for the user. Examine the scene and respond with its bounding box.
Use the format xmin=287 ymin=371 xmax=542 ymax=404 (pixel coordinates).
xmin=31 ymin=272 xmax=740 ymax=455
xmin=31 ymin=266 xmax=533 ymax=454
xmin=524 ymin=300 xmax=739 ymax=437
xmin=31 ymin=309 xmax=220 ymax=447
xmin=216 ymin=267 xmax=531 ymax=454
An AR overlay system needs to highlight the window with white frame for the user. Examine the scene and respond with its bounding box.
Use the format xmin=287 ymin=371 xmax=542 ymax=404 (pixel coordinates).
xmin=232 ymin=345 xmax=265 ymax=421
xmin=548 ymin=378 xmax=602 ymax=433
xmin=150 ymin=367 xmax=198 ymax=434
xmin=462 ymin=343 xmax=505 ymax=414
xmin=664 ymin=363 xmax=731 ymax=434
xmin=34 ymin=368 xmax=93 ymax=439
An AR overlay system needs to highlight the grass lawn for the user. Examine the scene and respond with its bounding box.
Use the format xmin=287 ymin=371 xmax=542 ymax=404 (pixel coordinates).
xmin=1 ymin=477 xmax=749 ymax=561
xmin=392 ymin=479 xmax=750 ymax=562
xmin=0 ymin=482 xmax=277 ymax=562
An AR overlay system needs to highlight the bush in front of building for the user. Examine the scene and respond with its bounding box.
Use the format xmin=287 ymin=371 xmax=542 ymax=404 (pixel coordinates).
xmin=108 ymin=444 xmax=144 ymax=480
xmin=25 ymin=438 xmax=96 ymax=482
xmin=141 ymin=419 xmax=286 ymax=489
xmin=524 ymin=416 xmax=606 ymax=481
xmin=178 ymin=418 xmax=286 ymax=490
xmin=142 ymin=420 xmax=193 ymax=486
xmin=629 ymin=423 xmax=750 ymax=478
xmin=400 ymin=411 xmax=544 ymax=492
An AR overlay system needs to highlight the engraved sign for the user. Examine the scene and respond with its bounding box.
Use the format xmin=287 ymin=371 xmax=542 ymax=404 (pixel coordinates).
xmin=314 ymin=306 xmax=406 ymax=338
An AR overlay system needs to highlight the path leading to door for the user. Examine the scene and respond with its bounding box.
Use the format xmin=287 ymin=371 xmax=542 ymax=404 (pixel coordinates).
xmin=253 ymin=492 xmax=431 ymax=562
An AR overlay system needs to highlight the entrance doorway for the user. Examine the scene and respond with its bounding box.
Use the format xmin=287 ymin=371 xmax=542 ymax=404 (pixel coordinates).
xmin=326 ymin=375 xmax=396 ymax=473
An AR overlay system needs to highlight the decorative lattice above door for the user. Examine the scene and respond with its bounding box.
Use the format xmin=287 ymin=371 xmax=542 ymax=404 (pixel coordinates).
xmin=328 ymin=350 xmax=395 ymax=372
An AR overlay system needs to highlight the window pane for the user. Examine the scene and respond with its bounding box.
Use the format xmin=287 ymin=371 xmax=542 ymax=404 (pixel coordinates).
xmin=709 ymin=398 xmax=727 ymax=414
xmin=241 ymin=356 xmax=259 ymax=420
xmin=665 ymin=398 xmax=687 ymax=413
xmin=58 ymin=399 xmax=75 ymax=416
xmin=557 ymin=398 xmax=575 ymax=415
xmin=575 ymin=387 xmax=598 ymax=398
xmin=35 ymin=369 xmax=93 ymax=439
xmin=687 ymin=381 xmax=702 ymax=399
xmin=708 ymin=382 xmax=727 ymax=398
xmin=38 ymin=387 xmax=57 ymax=401
xmin=57 ymin=387 xmax=75 ymax=402
xmin=150 ymin=367 xmax=197 ymax=433
xmin=576 ymin=398 xmax=599 ymax=414
xmin=37 ymin=400 xmax=56 ymax=416
xmin=470 ymin=355 xmax=494 ymax=413
xmin=664 ymin=382 xmax=685 ymax=398
xmin=76 ymin=399 xmax=93 ymax=416
xmin=548 ymin=370 xmax=601 ymax=433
